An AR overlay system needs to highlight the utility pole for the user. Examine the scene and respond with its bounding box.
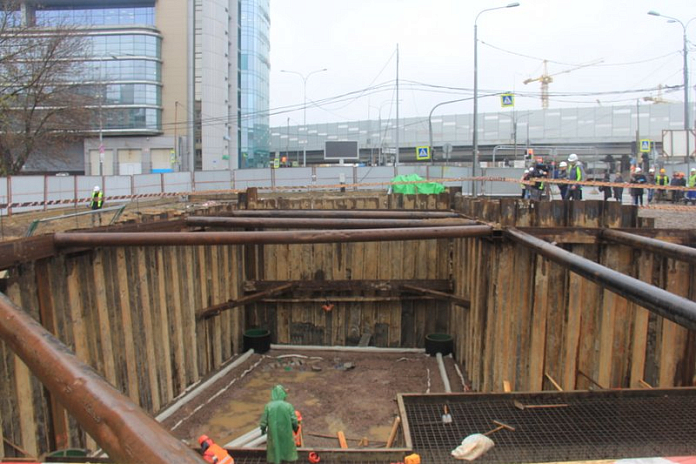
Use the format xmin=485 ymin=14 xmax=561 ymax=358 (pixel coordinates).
xmin=395 ymin=44 xmax=400 ymax=166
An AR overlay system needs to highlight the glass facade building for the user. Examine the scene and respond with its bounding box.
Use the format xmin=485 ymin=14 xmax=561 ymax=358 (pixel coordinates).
xmin=239 ymin=0 xmax=270 ymax=168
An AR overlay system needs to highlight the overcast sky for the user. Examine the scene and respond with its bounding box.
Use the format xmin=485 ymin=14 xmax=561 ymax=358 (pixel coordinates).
xmin=268 ymin=0 xmax=695 ymax=127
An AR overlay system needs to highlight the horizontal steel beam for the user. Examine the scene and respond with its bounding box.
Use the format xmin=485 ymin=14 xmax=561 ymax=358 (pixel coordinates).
xmin=505 ymin=228 xmax=696 ymax=330
xmin=244 ymin=279 xmax=453 ymax=293
xmin=0 ymin=293 xmax=202 ymax=464
xmin=601 ymin=229 xmax=696 ymax=264
xmin=225 ymin=209 xmax=461 ymax=219
xmin=187 ymin=216 xmax=476 ymax=229
xmin=54 ymin=225 xmax=494 ymax=247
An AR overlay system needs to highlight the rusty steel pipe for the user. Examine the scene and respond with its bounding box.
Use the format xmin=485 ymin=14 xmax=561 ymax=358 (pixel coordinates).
xmin=0 ymin=293 xmax=203 ymax=464
xmin=186 ymin=216 xmax=477 ymax=229
xmin=505 ymin=228 xmax=696 ymax=330
xmin=601 ymin=229 xmax=696 ymax=265
xmin=54 ymin=225 xmax=493 ymax=248
xmin=225 ymin=209 xmax=461 ymax=219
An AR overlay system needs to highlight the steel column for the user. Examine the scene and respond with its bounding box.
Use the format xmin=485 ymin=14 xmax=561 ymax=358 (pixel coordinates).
xmin=601 ymin=228 xmax=696 ymax=265
xmin=505 ymin=228 xmax=696 ymax=330
xmin=186 ymin=216 xmax=476 ymax=229
xmin=54 ymin=225 xmax=494 ymax=248
xmin=0 ymin=293 xmax=203 ymax=464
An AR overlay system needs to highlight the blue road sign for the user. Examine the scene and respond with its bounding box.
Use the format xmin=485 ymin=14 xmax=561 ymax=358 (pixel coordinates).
xmin=640 ymin=139 xmax=651 ymax=153
xmin=416 ymin=146 xmax=431 ymax=160
xmin=501 ymin=93 xmax=514 ymax=107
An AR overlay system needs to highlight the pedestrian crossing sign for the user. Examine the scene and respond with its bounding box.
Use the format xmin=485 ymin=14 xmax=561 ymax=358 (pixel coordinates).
xmin=640 ymin=139 xmax=651 ymax=153
xmin=273 ymin=158 xmax=280 ymax=169
xmin=416 ymin=146 xmax=431 ymax=160
xmin=501 ymin=93 xmax=514 ymax=107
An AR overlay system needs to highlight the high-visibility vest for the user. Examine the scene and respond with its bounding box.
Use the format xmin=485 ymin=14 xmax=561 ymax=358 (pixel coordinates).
xmin=90 ymin=190 xmax=103 ymax=209
xmin=572 ymin=165 xmax=583 ymax=182
xmin=203 ymin=443 xmax=234 ymax=464
xmin=656 ymin=175 xmax=669 ymax=186
xmin=690 ymin=175 xmax=696 ymax=188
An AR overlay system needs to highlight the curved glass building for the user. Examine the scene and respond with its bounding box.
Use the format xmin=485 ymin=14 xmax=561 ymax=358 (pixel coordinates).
xmin=239 ymin=0 xmax=271 ymax=168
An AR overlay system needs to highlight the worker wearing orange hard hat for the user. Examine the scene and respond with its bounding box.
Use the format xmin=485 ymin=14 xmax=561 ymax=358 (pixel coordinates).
xmin=198 ymin=435 xmax=234 ymax=464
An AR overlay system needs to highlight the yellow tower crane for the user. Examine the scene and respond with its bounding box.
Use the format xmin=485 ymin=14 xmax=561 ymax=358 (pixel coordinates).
xmin=523 ymin=59 xmax=603 ymax=109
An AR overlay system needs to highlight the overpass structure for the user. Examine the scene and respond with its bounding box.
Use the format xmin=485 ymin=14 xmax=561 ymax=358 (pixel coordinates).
xmin=271 ymin=102 xmax=695 ymax=165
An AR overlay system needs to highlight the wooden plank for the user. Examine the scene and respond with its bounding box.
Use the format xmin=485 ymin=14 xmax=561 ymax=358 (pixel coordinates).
xmin=659 ymin=259 xmax=690 ymax=387
xmin=209 ymin=246 xmax=222 ymax=369
xmin=196 ymin=245 xmax=210 ymax=373
xmin=218 ymin=245 xmax=232 ymax=361
xmin=630 ymin=250 xmax=653 ymax=387
xmin=244 ymin=279 xmax=453 ymax=292
xmin=231 ymin=246 xmax=243 ymax=354
xmin=529 ymin=254 xmax=549 ymax=391
xmin=91 ymin=253 xmax=117 ymax=385
xmin=155 ymin=248 xmax=174 ymax=404
xmin=137 ymin=247 xmax=160 ymax=412
xmin=114 ymin=248 xmax=141 ymax=405
xmin=166 ymin=247 xmax=187 ymax=393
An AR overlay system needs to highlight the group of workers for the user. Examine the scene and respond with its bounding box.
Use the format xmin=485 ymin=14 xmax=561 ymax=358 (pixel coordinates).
xmin=198 ymin=385 xmax=301 ymax=464
xmin=521 ymin=154 xmax=696 ymax=205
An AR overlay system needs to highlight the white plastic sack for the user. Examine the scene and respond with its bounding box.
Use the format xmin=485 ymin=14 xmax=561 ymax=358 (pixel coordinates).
xmin=451 ymin=433 xmax=495 ymax=461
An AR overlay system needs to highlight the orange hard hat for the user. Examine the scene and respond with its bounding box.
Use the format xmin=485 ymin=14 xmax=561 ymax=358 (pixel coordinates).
xmin=295 ymin=410 xmax=303 ymax=421
xmin=198 ymin=435 xmax=211 ymax=446
xmin=660 ymin=168 xmax=666 ymax=173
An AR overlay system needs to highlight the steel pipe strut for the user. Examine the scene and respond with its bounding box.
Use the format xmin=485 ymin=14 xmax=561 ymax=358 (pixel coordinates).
xmin=505 ymin=228 xmax=696 ymax=330
xmin=0 ymin=293 xmax=203 ymax=464
xmin=54 ymin=226 xmax=494 ymax=247
xmin=186 ymin=216 xmax=477 ymax=229
xmin=225 ymin=209 xmax=461 ymax=219
xmin=601 ymin=229 xmax=696 ymax=265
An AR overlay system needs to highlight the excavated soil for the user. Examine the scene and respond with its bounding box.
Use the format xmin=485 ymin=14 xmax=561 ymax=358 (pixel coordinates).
xmin=161 ymin=349 xmax=464 ymax=449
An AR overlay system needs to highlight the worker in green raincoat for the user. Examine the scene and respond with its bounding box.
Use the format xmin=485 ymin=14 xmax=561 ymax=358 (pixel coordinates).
xmin=260 ymin=385 xmax=298 ymax=464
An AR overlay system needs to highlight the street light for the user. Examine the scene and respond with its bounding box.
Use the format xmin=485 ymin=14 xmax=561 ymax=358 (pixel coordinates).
xmin=280 ymin=68 xmax=328 ymax=167
xmin=648 ymin=10 xmax=696 ymax=171
xmin=473 ymin=2 xmax=520 ymax=196
xmin=369 ymin=100 xmax=394 ymax=166
xmin=429 ymin=97 xmax=472 ymax=164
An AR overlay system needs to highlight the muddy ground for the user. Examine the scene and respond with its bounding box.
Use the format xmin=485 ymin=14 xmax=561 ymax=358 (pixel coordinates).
xmin=162 ymin=349 xmax=463 ymax=449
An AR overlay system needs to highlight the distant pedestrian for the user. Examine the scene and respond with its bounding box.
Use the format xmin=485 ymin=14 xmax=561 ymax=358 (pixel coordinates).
xmin=630 ymin=168 xmax=647 ymax=206
xmin=613 ymin=173 xmax=624 ymax=202
xmin=599 ymin=172 xmax=612 ymax=201
xmin=89 ymin=185 xmax=104 ymax=226
xmin=556 ymin=161 xmax=569 ymax=200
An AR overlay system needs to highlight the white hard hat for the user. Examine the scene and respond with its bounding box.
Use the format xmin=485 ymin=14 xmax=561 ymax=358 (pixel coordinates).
xmin=635 ymin=167 xmax=642 ymax=173
xmin=567 ymin=153 xmax=578 ymax=163
xmin=649 ymin=168 xmax=655 ymax=173
xmin=691 ymin=168 xmax=696 ymax=173
xmin=559 ymin=161 xmax=567 ymax=168
xmin=93 ymin=185 xmax=100 ymax=191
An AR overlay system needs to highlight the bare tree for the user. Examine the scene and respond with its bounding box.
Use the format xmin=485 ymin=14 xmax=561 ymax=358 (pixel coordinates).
xmin=0 ymin=2 xmax=92 ymax=176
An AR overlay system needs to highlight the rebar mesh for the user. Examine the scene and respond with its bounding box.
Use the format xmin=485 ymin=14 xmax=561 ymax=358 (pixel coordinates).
xmin=402 ymin=390 xmax=696 ymax=463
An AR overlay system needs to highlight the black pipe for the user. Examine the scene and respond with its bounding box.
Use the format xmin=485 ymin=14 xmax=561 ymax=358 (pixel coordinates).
xmin=186 ymin=216 xmax=477 ymax=229
xmin=505 ymin=228 xmax=696 ymax=330
xmin=601 ymin=229 xmax=696 ymax=265
xmin=225 ymin=209 xmax=461 ymax=219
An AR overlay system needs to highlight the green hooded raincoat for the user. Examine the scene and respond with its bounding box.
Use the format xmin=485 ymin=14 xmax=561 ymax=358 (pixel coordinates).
xmin=259 ymin=385 xmax=298 ymax=464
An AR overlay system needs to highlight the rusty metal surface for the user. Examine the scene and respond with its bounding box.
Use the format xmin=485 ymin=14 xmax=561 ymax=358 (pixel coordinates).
xmin=186 ymin=216 xmax=476 ymax=229
xmin=0 ymin=293 xmax=204 ymax=464
xmin=225 ymin=209 xmax=461 ymax=219
xmin=400 ymin=389 xmax=696 ymax=463
xmin=54 ymin=225 xmax=493 ymax=247
xmin=505 ymin=227 xmax=696 ymax=330
xmin=601 ymin=228 xmax=696 ymax=264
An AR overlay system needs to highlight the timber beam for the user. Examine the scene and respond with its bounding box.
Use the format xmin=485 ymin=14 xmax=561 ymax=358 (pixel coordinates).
xmin=401 ymin=284 xmax=471 ymax=308
xmin=186 ymin=216 xmax=477 ymax=229
xmin=505 ymin=228 xmax=696 ymax=330
xmin=197 ymin=283 xmax=294 ymax=319
xmin=0 ymin=293 xmax=202 ymax=464
xmin=222 ymin=209 xmax=462 ymax=219
xmin=601 ymin=229 xmax=696 ymax=264
xmin=244 ymin=279 xmax=454 ymax=293
xmin=53 ymin=225 xmax=494 ymax=247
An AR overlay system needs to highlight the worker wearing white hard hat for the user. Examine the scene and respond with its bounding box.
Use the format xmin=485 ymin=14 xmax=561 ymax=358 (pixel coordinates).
xmin=89 ymin=185 xmax=104 ymax=226
xmin=520 ymin=168 xmax=531 ymax=199
xmin=566 ymin=154 xmax=584 ymax=200
xmin=631 ymin=167 xmax=647 ymax=206
xmin=556 ymin=161 xmax=569 ymax=199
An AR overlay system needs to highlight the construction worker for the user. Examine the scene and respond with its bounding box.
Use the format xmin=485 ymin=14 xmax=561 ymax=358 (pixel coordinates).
xmin=655 ymin=168 xmax=669 ymax=202
xmin=567 ymin=154 xmax=585 ymax=200
xmin=198 ymin=435 xmax=234 ymax=464
xmin=520 ymin=169 xmax=530 ymax=199
xmin=613 ymin=173 xmax=624 ymax=203
xmin=646 ymin=167 xmax=656 ymax=204
xmin=556 ymin=161 xmax=569 ymax=200
xmin=688 ymin=168 xmax=696 ymax=204
xmin=89 ymin=185 xmax=104 ymax=226
xmin=259 ymin=385 xmax=298 ymax=464
xmin=671 ymin=172 xmax=685 ymax=203
xmin=528 ymin=158 xmax=548 ymax=201
xmin=630 ymin=167 xmax=647 ymax=206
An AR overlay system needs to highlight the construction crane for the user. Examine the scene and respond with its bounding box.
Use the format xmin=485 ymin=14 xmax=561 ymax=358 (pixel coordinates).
xmin=643 ymin=84 xmax=678 ymax=104
xmin=523 ymin=59 xmax=602 ymax=109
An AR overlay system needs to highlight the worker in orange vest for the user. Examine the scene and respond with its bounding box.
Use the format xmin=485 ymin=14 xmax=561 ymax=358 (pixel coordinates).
xmin=293 ymin=410 xmax=303 ymax=447
xmin=199 ymin=435 xmax=234 ymax=464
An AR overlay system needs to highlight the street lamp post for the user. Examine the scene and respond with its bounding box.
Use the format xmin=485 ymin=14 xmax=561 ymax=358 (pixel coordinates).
xmin=648 ymin=11 xmax=695 ymax=171
xmin=280 ymin=68 xmax=327 ymax=167
xmin=473 ymin=2 xmax=520 ymax=196
xmin=429 ymin=97 xmax=472 ymax=164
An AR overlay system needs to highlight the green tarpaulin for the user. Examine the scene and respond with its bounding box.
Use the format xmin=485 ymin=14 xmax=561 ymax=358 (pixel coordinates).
xmin=390 ymin=174 xmax=445 ymax=194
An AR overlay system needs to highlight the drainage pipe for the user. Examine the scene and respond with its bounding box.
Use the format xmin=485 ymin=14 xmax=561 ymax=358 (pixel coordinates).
xmin=226 ymin=210 xmax=462 ymax=219
xmin=0 ymin=293 xmax=202 ymax=464
xmin=505 ymin=228 xmax=696 ymax=330
xmin=242 ymin=434 xmax=268 ymax=449
xmin=436 ymin=353 xmax=452 ymax=393
xmin=271 ymin=344 xmax=426 ymax=354
xmin=54 ymin=225 xmax=493 ymax=248
xmin=186 ymin=216 xmax=476 ymax=230
xmin=601 ymin=229 xmax=696 ymax=265
xmin=225 ymin=428 xmax=263 ymax=448
xmin=156 ymin=349 xmax=254 ymax=422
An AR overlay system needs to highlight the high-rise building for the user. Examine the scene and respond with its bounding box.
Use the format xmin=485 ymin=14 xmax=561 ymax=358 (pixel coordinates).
xmin=4 ymin=0 xmax=270 ymax=174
